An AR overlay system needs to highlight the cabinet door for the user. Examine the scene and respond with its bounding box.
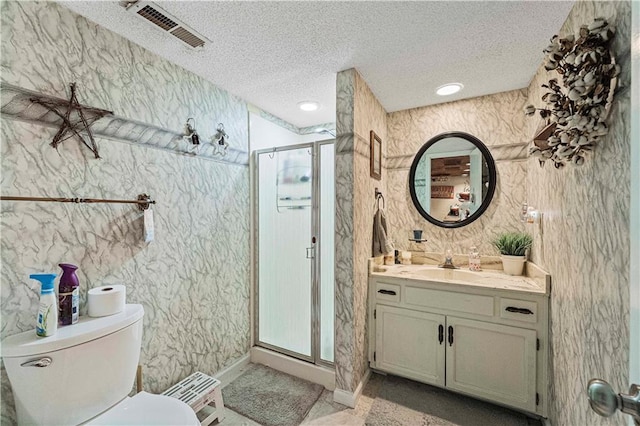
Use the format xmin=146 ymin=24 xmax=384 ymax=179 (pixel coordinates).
xmin=375 ymin=305 xmax=445 ymax=386
xmin=446 ymin=317 xmax=537 ymax=412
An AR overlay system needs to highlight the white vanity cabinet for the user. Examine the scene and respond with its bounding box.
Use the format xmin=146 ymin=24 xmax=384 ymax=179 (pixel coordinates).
xmin=369 ymin=272 xmax=549 ymax=417
xmin=375 ymin=305 xmax=446 ymax=386
xmin=445 ymin=317 xmax=538 ymax=413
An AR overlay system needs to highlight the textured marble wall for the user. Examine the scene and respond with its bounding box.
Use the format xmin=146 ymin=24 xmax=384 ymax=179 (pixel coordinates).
xmin=386 ymin=89 xmax=529 ymax=256
xmin=335 ymin=70 xmax=356 ymax=393
xmin=0 ymin=2 xmax=250 ymax=424
xmin=0 ymin=83 xmax=249 ymax=164
xmin=335 ymin=69 xmax=387 ymax=392
xmin=352 ymin=71 xmax=388 ymax=392
xmin=524 ymin=1 xmax=632 ymax=424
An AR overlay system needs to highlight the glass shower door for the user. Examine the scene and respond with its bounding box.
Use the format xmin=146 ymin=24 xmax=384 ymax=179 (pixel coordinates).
xmin=257 ymin=146 xmax=314 ymax=358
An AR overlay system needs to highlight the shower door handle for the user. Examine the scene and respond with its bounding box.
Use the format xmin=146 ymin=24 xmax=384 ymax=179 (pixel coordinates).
xmin=306 ymin=247 xmax=315 ymax=259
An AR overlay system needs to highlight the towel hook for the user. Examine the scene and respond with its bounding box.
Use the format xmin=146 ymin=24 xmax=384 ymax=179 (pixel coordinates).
xmin=374 ymin=187 xmax=385 ymax=209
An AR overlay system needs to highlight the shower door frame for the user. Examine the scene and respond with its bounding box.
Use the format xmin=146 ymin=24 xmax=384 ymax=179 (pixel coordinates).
xmin=253 ymin=140 xmax=334 ymax=368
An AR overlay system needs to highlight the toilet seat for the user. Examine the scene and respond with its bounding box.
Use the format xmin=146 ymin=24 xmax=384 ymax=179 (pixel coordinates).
xmin=86 ymin=391 xmax=199 ymax=425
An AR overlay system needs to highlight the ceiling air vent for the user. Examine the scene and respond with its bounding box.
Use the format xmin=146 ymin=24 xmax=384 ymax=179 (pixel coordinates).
xmin=124 ymin=1 xmax=209 ymax=50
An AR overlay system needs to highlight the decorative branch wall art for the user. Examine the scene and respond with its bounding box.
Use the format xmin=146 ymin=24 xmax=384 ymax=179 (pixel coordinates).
xmin=31 ymin=83 xmax=113 ymax=159
xmin=525 ymin=18 xmax=619 ymax=168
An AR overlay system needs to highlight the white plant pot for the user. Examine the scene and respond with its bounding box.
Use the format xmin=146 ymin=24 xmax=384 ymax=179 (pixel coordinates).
xmin=501 ymin=255 xmax=526 ymax=276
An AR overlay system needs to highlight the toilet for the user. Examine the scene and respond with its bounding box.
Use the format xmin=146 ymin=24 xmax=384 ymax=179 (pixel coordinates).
xmin=1 ymin=304 xmax=199 ymax=425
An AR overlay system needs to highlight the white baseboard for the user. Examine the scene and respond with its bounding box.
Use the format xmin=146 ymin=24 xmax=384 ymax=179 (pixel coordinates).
xmin=214 ymin=353 xmax=251 ymax=388
xmin=250 ymin=346 xmax=335 ymax=391
xmin=333 ymin=368 xmax=371 ymax=408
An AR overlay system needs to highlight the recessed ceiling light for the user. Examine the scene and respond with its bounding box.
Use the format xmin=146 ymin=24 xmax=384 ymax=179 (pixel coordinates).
xmin=297 ymin=101 xmax=320 ymax=112
xmin=436 ymin=83 xmax=464 ymax=96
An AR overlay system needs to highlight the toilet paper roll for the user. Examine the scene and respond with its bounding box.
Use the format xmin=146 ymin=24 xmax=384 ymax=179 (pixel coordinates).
xmin=88 ymin=285 xmax=126 ymax=317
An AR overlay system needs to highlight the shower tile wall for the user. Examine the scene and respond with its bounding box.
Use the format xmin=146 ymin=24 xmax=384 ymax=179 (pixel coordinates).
xmin=385 ymin=89 xmax=529 ymax=256
xmin=525 ymin=1 xmax=632 ymax=424
xmin=0 ymin=2 xmax=250 ymax=424
xmin=335 ymin=69 xmax=387 ymax=393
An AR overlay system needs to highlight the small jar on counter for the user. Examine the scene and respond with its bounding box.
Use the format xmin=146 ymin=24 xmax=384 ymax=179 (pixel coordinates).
xmin=469 ymin=246 xmax=481 ymax=271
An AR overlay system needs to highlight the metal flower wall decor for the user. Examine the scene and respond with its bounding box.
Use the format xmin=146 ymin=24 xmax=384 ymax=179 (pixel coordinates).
xmin=525 ymin=18 xmax=618 ymax=168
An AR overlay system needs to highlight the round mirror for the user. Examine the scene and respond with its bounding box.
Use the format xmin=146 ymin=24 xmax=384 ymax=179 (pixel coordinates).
xmin=409 ymin=132 xmax=496 ymax=228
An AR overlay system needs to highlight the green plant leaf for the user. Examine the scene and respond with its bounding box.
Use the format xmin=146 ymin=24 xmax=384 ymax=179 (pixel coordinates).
xmin=492 ymin=232 xmax=533 ymax=256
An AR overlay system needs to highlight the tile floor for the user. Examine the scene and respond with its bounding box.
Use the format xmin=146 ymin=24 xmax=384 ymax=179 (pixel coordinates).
xmin=217 ymin=369 xmax=542 ymax=426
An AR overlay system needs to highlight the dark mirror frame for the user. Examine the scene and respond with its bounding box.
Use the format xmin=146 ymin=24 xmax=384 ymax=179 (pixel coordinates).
xmin=408 ymin=131 xmax=496 ymax=228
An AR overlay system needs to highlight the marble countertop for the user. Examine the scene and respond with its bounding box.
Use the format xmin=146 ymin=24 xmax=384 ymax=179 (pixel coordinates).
xmin=370 ymin=263 xmax=550 ymax=295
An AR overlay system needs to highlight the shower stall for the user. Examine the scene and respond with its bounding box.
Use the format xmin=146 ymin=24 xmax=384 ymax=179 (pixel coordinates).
xmin=253 ymin=140 xmax=335 ymax=368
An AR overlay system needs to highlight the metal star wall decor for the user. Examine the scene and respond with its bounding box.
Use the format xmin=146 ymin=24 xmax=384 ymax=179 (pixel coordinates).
xmin=30 ymin=83 xmax=113 ymax=159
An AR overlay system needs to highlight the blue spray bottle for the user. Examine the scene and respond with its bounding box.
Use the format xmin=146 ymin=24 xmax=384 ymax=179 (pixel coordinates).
xmin=30 ymin=274 xmax=58 ymax=337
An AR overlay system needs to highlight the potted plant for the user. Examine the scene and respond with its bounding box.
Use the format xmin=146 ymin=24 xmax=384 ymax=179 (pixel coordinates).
xmin=492 ymin=232 xmax=533 ymax=276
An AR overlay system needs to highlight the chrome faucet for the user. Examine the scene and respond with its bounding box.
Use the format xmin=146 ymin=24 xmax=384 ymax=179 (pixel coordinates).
xmin=439 ymin=249 xmax=459 ymax=269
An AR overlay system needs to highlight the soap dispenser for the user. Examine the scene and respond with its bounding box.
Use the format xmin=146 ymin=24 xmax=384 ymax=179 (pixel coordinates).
xmin=30 ymin=274 xmax=58 ymax=337
xmin=469 ymin=246 xmax=481 ymax=271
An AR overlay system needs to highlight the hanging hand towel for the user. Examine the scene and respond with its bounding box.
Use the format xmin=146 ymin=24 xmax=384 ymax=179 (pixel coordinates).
xmin=372 ymin=207 xmax=393 ymax=257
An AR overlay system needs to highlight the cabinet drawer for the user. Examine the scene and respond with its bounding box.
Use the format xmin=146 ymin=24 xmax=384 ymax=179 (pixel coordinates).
xmin=499 ymin=299 xmax=538 ymax=323
xmin=405 ymin=286 xmax=493 ymax=317
xmin=375 ymin=282 xmax=401 ymax=303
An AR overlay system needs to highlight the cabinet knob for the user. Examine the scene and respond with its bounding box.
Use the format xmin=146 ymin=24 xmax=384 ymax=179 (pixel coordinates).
xmin=448 ymin=326 xmax=454 ymax=346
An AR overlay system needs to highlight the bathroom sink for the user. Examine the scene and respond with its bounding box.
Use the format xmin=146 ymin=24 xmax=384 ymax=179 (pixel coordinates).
xmin=373 ymin=264 xmax=547 ymax=293
xmin=412 ymin=268 xmax=482 ymax=283
xmin=393 ymin=266 xmax=483 ymax=283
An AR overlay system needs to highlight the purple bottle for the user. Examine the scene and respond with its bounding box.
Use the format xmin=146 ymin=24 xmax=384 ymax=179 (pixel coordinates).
xmin=58 ymin=263 xmax=79 ymax=325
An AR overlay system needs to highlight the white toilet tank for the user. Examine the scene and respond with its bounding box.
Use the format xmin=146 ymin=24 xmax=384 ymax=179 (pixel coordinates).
xmin=2 ymin=304 xmax=144 ymax=425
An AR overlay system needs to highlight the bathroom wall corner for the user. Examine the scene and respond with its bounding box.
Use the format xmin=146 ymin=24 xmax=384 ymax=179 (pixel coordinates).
xmin=332 ymin=368 xmax=371 ymax=408
xmin=334 ymin=68 xmax=388 ymax=393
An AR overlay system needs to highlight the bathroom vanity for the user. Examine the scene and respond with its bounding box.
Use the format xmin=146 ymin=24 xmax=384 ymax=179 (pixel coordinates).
xmin=368 ymin=263 xmax=550 ymax=417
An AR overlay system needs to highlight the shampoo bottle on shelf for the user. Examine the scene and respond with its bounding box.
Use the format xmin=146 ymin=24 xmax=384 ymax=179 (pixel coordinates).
xmin=31 ymin=274 xmax=58 ymax=337
xmin=58 ymin=263 xmax=80 ymax=325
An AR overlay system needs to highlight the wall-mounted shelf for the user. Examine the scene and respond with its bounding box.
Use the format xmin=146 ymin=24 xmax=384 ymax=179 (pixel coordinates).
xmin=0 ymin=82 xmax=249 ymax=165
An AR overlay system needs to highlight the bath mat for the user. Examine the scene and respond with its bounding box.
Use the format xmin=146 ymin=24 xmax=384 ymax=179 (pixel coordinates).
xmin=365 ymin=375 xmax=540 ymax=426
xmin=222 ymin=363 xmax=324 ymax=426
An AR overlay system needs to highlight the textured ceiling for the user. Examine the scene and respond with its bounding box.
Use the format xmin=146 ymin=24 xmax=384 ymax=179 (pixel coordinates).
xmin=60 ymin=1 xmax=575 ymax=128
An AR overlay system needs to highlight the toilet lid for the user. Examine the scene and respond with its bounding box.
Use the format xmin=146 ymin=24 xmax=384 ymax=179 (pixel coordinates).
xmin=86 ymin=391 xmax=200 ymax=425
